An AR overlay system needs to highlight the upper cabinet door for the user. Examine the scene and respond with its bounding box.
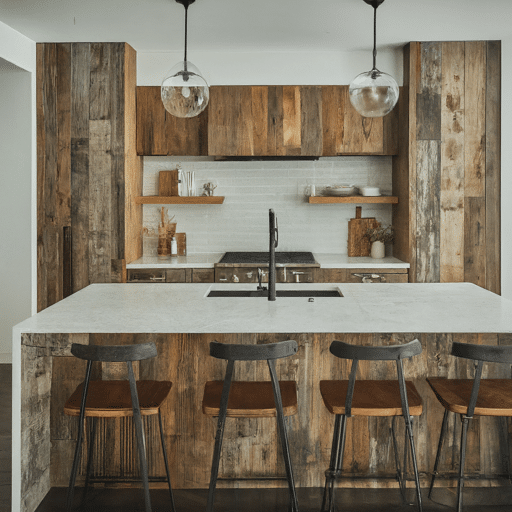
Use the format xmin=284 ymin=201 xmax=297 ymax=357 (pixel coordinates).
xmin=136 ymin=85 xmax=398 ymax=156
xmin=136 ymin=86 xmax=208 ymax=156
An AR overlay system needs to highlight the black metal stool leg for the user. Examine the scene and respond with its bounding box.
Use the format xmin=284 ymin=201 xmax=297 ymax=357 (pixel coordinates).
xmin=457 ymin=416 xmax=471 ymax=512
xmin=321 ymin=414 xmax=347 ymax=512
xmin=406 ymin=417 xmax=423 ymax=512
xmin=128 ymin=362 xmax=152 ymax=512
xmin=82 ymin=416 xmax=97 ymax=503
xmin=268 ymin=360 xmax=299 ymax=512
xmin=66 ymin=361 xmax=92 ymax=512
xmin=391 ymin=416 xmax=406 ymax=500
xmin=206 ymin=359 xmax=234 ymax=512
xmin=158 ymin=409 xmax=176 ymax=512
xmin=429 ymin=409 xmax=449 ymax=499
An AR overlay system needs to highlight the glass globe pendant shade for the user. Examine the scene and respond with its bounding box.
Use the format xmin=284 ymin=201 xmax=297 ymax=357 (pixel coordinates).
xmin=349 ymin=69 xmax=399 ymax=118
xmin=161 ymin=60 xmax=209 ymax=118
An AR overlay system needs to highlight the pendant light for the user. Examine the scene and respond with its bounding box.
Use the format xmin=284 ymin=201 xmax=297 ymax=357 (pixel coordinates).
xmin=349 ymin=0 xmax=399 ymax=118
xmin=161 ymin=0 xmax=209 ymax=118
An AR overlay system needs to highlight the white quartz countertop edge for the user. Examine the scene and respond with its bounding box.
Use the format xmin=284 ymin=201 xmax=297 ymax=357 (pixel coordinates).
xmin=13 ymin=282 xmax=512 ymax=335
xmin=126 ymin=253 xmax=410 ymax=269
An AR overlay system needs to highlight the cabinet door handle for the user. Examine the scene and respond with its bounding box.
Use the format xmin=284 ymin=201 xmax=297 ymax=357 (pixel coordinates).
xmin=150 ymin=276 xmax=166 ymax=282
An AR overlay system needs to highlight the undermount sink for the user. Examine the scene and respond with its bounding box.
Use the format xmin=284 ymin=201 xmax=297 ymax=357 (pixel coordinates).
xmin=207 ymin=289 xmax=343 ymax=298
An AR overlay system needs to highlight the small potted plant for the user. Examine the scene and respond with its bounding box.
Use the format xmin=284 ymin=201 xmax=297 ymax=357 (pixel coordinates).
xmin=365 ymin=224 xmax=394 ymax=259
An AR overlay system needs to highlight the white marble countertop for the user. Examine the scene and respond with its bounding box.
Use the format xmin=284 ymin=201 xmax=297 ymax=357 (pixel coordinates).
xmin=313 ymin=254 xmax=409 ymax=268
xmin=126 ymin=253 xmax=224 ymax=268
xmin=126 ymin=253 xmax=409 ymax=269
xmin=14 ymin=282 xmax=512 ymax=335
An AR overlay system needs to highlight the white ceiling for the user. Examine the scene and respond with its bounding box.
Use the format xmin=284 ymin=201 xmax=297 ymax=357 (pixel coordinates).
xmin=0 ymin=0 xmax=510 ymax=54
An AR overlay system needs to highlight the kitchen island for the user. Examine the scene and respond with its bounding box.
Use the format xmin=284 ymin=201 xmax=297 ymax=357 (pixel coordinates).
xmin=12 ymin=283 xmax=512 ymax=512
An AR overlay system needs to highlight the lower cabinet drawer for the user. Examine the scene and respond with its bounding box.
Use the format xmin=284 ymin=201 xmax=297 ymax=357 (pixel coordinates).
xmin=345 ymin=269 xmax=408 ymax=283
xmin=127 ymin=269 xmax=166 ymax=283
xmin=316 ymin=268 xmax=408 ymax=283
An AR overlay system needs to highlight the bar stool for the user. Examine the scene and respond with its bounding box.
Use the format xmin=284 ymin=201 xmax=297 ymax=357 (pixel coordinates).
xmin=427 ymin=341 xmax=512 ymax=512
xmin=64 ymin=342 xmax=176 ymax=512
xmin=202 ymin=340 xmax=299 ymax=512
xmin=319 ymin=339 xmax=423 ymax=512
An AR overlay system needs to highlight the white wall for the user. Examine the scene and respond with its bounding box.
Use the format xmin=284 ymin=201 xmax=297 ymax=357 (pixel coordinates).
xmin=0 ymin=61 xmax=32 ymax=362
xmin=0 ymin=22 xmax=36 ymax=362
xmin=137 ymin=49 xmax=403 ymax=86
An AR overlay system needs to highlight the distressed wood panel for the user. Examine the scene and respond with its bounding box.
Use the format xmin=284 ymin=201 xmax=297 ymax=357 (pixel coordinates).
xmin=38 ymin=43 xmax=142 ymax=309
xmin=142 ymin=85 xmax=397 ymax=157
xmin=464 ymin=196 xmax=486 ymax=288
xmin=440 ymin=42 xmax=465 ymax=283
xmin=485 ymin=41 xmax=501 ymax=295
xmin=41 ymin=331 xmax=509 ymax=492
xmin=416 ymin=140 xmax=441 ymax=283
xmin=464 ymin=41 xmax=486 ymax=198
xmin=321 ymin=86 xmax=344 ymax=155
xmin=282 ymin=86 xmax=301 ymax=148
xmin=401 ymin=41 xmax=500 ymax=292
xmin=417 ymin=42 xmax=442 ymax=141
xmin=300 ymin=86 xmax=322 ymax=156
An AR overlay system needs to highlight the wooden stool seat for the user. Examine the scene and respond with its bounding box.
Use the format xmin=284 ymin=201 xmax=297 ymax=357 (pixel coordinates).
xmin=427 ymin=377 xmax=512 ymax=416
xmin=320 ymin=379 xmax=423 ymax=417
xmin=202 ymin=380 xmax=297 ymax=418
xmin=64 ymin=380 xmax=172 ymax=417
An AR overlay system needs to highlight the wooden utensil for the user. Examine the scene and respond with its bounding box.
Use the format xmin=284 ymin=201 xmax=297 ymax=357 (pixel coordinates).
xmin=347 ymin=206 xmax=378 ymax=257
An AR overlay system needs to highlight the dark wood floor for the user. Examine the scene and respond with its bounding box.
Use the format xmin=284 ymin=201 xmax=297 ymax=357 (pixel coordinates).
xmin=2 ymin=363 xmax=512 ymax=512
xmin=33 ymin=486 xmax=512 ymax=512
xmin=0 ymin=364 xmax=12 ymax=512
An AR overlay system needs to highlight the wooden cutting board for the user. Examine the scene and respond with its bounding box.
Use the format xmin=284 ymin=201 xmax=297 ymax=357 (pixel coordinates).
xmin=159 ymin=170 xmax=180 ymax=196
xmin=347 ymin=206 xmax=378 ymax=257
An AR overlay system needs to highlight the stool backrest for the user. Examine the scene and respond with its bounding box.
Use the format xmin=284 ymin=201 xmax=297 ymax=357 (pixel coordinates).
xmin=451 ymin=341 xmax=512 ymax=364
xmin=71 ymin=342 xmax=158 ymax=362
xmin=210 ymin=340 xmax=298 ymax=361
xmin=451 ymin=341 xmax=512 ymax=418
xmin=329 ymin=339 xmax=422 ymax=418
xmin=330 ymin=339 xmax=422 ymax=361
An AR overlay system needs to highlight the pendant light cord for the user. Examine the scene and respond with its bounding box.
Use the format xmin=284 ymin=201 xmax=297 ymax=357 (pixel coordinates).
xmin=372 ymin=6 xmax=377 ymax=70
xmin=184 ymin=5 xmax=188 ymax=65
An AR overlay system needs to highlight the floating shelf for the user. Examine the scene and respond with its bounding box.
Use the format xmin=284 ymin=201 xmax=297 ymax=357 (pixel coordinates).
xmin=308 ymin=195 xmax=398 ymax=204
xmin=135 ymin=196 xmax=225 ymax=205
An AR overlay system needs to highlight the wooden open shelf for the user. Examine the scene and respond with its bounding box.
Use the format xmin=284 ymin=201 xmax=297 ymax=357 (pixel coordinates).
xmin=308 ymin=195 xmax=398 ymax=204
xmin=135 ymin=196 xmax=225 ymax=205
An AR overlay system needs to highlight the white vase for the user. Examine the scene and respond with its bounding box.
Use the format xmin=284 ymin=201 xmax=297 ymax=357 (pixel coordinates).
xmin=371 ymin=241 xmax=385 ymax=259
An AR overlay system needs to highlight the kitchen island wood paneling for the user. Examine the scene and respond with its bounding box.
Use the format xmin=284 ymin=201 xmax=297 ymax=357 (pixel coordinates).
xmin=12 ymin=283 xmax=512 ymax=512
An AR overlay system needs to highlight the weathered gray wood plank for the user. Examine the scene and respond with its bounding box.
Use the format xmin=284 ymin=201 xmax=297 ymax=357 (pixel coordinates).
xmin=485 ymin=41 xmax=501 ymax=295
xmin=416 ymin=140 xmax=441 ymax=282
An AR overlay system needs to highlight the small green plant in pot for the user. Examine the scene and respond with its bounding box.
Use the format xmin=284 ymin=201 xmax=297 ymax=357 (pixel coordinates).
xmin=365 ymin=224 xmax=394 ymax=259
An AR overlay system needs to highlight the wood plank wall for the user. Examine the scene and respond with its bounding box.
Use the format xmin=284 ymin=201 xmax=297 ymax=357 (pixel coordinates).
xmin=32 ymin=331 xmax=511 ymax=493
xmin=37 ymin=43 xmax=141 ymax=311
xmin=392 ymin=41 xmax=501 ymax=293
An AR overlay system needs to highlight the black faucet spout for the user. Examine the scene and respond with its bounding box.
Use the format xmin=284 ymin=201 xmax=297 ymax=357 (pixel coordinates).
xmin=269 ymin=209 xmax=278 ymax=301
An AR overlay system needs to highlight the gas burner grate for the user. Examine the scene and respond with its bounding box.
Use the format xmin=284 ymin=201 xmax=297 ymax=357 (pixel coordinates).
xmin=218 ymin=252 xmax=316 ymax=265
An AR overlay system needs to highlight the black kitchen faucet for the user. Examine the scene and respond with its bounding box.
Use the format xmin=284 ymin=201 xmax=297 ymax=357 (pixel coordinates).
xmin=268 ymin=209 xmax=278 ymax=301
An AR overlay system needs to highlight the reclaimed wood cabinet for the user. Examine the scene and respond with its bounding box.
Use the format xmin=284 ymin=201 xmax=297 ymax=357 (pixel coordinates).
xmin=316 ymin=268 xmax=408 ymax=283
xmin=127 ymin=268 xmax=215 ymax=283
xmin=37 ymin=42 xmax=143 ymax=311
xmin=136 ymin=85 xmax=399 ymax=157
xmin=136 ymin=86 xmax=208 ymax=156
xmin=392 ymin=41 xmax=501 ymax=293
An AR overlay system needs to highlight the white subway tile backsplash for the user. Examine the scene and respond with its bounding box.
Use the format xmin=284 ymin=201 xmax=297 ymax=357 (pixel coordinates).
xmin=143 ymin=156 xmax=393 ymax=255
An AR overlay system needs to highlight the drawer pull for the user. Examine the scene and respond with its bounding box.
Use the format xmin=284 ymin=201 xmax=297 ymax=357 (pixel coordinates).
xmin=150 ymin=276 xmax=166 ymax=282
